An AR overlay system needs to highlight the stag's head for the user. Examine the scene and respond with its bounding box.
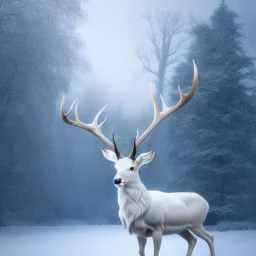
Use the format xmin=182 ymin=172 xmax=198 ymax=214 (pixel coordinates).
xmin=101 ymin=135 xmax=155 ymax=187
xmin=61 ymin=61 xmax=198 ymax=188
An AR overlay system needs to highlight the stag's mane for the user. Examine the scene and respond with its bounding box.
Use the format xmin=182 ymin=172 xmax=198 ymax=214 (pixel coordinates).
xmin=118 ymin=183 xmax=151 ymax=234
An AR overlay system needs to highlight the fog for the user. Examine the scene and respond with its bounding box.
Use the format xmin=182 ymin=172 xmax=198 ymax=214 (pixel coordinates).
xmin=0 ymin=0 xmax=256 ymax=228
xmin=71 ymin=0 xmax=256 ymax=115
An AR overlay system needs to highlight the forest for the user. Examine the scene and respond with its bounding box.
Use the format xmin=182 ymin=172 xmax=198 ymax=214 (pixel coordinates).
xmin=0 ymin=0 xmax=255 ymax=227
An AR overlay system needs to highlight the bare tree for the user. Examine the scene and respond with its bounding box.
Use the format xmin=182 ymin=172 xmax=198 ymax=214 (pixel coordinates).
xmin=0 ymin=0 xmax=85 ymax=123
xmin=137 ymin=11 xmax=186 ymax=98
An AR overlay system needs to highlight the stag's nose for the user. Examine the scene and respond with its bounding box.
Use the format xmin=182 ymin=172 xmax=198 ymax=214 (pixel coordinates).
xmin=113 ymin=178 xmax=122 ymax=185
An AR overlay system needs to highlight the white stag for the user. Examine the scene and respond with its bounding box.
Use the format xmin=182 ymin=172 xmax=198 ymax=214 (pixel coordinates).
xmin=61 ymin=61 xmax=215 ymax=256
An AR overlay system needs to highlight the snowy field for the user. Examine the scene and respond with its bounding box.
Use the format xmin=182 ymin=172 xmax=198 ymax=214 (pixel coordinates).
xmin=0 ymin=225 xmax=254 ymax=256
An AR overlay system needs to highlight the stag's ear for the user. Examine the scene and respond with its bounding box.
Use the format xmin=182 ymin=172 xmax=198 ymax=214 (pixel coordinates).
xmin=101 ymin=148 xmax=118 ymax=163
xmin=135 ymin=150 xmax=155 ymax=168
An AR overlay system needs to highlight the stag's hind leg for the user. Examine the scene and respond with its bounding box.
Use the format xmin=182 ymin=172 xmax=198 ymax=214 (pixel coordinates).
xmin=201 ymin=227 xmax=214 ymax=243
xmin=190 ymin=227 xmax=215 ymax=256
xmin=179 ymin=230 xmax=197 ymax=256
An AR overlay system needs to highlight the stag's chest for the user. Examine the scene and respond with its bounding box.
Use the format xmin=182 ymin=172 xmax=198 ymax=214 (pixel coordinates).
xmin=117 ymin=186 xmax=153 ymax=236
xmin=120 ymin=213 xmax=153 ymax=237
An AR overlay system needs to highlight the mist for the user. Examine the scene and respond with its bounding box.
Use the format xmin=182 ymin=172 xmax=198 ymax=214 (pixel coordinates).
xmin=71 ymin=0 xmax=256 ymax=115
xmin=0 ymin=0 xmax=256 ymax=240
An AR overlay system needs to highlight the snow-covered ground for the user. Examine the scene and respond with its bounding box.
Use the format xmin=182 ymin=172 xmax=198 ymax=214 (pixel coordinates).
xmin=0 ymin=225 xmax=254 ymax=256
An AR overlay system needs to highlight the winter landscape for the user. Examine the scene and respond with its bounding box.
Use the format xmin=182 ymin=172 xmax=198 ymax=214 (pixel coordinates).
xmin=1 ymin=0 xmax=256 ymax=255
xmin=0 ymin=225 xmax=255 ymax=256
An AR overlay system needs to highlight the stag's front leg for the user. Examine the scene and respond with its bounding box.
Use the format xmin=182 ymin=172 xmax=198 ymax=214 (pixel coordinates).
xmin=152 ymin=229 xmax=162 ymax=256
xmin=137 ymin=236 xmax=147 ymax=256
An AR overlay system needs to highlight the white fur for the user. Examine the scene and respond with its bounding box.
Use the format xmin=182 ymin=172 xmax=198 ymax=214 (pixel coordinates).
xmin=101 ymin=150 xmax=215 ymax=256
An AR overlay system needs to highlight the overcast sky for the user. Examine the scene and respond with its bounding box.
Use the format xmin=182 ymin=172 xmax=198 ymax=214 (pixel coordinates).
xmin=71 ymin=0 xmax=255 ymax=116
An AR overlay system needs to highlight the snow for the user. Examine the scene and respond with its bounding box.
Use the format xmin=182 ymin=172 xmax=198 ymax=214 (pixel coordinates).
xmin=0 ymin=225 xmax=254 ymax=256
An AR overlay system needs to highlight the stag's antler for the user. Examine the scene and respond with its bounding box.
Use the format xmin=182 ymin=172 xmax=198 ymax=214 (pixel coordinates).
xmin=61 ymin=99 xmax=115 ymax=150
xmin=136 ymin=60 xmax=198 ymax=148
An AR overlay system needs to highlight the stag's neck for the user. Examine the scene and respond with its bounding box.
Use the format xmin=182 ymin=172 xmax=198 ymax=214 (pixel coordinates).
xmin=117 ymin=181 xmax=150 ymax=206
xmin=117 ymin=181 xmax=151 ymax=233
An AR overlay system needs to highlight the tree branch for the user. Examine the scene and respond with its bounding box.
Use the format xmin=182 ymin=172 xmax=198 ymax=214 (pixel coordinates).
xmin=137 ymin=10 xmax=188 ymax=95
xmin=143 ymin=12 xmax=161 ymax=62
xmin=137 ymin=49 xmax=158 ymax=75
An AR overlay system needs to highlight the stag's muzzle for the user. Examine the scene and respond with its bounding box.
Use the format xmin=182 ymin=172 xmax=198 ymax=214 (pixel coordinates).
xmin=113 ymin=178 xmax=122 ymax=185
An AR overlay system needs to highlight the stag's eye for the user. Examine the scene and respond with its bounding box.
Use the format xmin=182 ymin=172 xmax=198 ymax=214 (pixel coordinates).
xmin=129 ymin=167 xmax=134 ymax=171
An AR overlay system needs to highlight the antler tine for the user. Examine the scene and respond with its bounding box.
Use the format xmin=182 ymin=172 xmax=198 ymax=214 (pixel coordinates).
xmin=61 ymin=96 xmax=77 ymax=125
xmin=136 ymin=60 xmax=198 ymax=148
xmin=128 ymin=136 xmax=137 ymax=160
xmin=61 ymin=98 xmax=114 ymax=150
xmin=93 ymin=105 xmax=107 ymax=125
xmin=160 ymin=95 xmax=168 ymax=111
xmin=150 ymin=82 xmax=160 ymax=121
xmin=98 ymin=116 xmax=107 ymax=130
xmin=74 ymin=102 xmax=81 ymax=122
xmin=136 ymin=130 xmax=139 ymax=140
xmin=112 ymin=133 xmax=123 ymax=159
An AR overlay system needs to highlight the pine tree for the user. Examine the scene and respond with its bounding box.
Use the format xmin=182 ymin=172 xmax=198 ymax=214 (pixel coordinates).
xmin=164 ymin=2 xmax=256 ymax=222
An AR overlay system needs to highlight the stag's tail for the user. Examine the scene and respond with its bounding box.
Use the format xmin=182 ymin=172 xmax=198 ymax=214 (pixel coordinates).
xmin=203 ymin=201 xmax=210 ymax=222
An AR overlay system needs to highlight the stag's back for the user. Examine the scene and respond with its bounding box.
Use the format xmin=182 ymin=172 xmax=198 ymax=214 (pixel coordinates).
xmin=146 ymin=191 xmax=209 ymax=227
